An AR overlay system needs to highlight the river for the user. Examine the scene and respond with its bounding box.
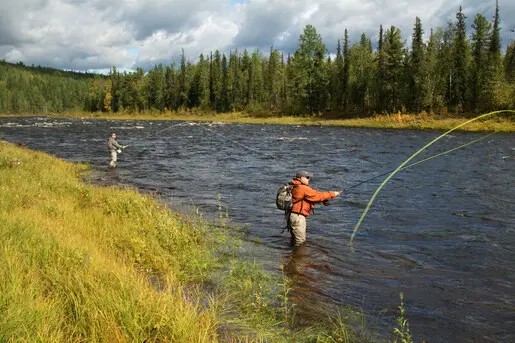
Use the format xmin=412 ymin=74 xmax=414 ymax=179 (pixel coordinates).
xmin=1 ymin=116 xmax=514 ymax=342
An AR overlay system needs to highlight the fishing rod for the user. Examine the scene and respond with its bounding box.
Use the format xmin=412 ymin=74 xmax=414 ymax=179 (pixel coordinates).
xmin=350 ymin=109 xmax=515 ymax=245
xmin=196 ymin=124 xmax=277 ymax=159
xmin=342 ymin=132 xmax=495 ymax=192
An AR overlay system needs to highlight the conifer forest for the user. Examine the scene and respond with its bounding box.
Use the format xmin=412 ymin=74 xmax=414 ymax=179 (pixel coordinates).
xmin=1 ymin=6 xmax=514 ymax=117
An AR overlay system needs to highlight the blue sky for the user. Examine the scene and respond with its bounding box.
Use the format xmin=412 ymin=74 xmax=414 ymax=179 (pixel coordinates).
xmin=0 ymin=0 xmax=513 ymax=73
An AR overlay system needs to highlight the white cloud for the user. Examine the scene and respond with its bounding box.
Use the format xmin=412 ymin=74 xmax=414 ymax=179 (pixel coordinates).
xmin=0 ymin=0 xmax=513 ymax=72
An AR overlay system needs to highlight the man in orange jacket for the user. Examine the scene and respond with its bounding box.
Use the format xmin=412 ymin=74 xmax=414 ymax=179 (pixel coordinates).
xmin=288 ymin=171 xmax=341 ymax=246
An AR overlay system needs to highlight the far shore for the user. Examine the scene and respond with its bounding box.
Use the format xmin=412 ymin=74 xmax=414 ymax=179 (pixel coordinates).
xmin=1 ymin=111 xmax=515 ymax=132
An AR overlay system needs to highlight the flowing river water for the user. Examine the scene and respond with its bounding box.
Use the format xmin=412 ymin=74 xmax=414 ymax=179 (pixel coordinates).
xmin=1 ymin=116 xmax=514 ymax=342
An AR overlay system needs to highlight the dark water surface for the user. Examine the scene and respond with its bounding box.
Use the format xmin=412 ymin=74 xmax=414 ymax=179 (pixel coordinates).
xmin=1 ymin=116 xmax=514 ymax=342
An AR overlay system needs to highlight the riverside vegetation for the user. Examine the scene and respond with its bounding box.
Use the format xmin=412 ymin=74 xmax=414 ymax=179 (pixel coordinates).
xmin=2 ymin=140 xmax=418 ymax=342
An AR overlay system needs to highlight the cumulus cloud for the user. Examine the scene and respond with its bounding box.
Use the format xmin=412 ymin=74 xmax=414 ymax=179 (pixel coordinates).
xmin=0 ymin=0 xmax=513 ymax=72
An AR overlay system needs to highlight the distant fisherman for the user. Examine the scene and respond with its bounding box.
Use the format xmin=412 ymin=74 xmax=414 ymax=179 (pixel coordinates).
xmin=107 ymin=132 xmax=127 ymax=168
xmin=287 ymin=171 xmax=341 ymax=246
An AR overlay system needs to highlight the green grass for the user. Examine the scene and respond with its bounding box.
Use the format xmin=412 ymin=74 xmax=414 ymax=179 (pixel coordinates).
xmin=0 ymin=141 xmax=218 ymax=342
xmin=0 ymin=140 xmax=372 ymax=342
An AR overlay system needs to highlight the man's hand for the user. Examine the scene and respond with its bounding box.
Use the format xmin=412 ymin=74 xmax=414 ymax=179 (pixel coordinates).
xmin=117 ymin=149 xmax=122 ymax=153
xmin=333 ymin=191 xmax=341 ymax=197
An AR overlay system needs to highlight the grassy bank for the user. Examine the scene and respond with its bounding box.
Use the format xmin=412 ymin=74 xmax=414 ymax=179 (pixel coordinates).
xmin=2 ymin=110 xmax=514 ymax=132
xmin=0 ymin=141 xmax=377 ymax=342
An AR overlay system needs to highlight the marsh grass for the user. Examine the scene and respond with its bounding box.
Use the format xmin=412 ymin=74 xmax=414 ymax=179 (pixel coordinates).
xmin=0 ymin=140 xmax=381 ymax=342
xmin=393 ymin=293 xmax=413 ymax=343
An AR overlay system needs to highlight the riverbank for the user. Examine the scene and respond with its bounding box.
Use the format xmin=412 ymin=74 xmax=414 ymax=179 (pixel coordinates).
xmin=0 ymin=140 xmax=376 ymax=342
xmin=2 ymin=110 xmax=514 ymax=132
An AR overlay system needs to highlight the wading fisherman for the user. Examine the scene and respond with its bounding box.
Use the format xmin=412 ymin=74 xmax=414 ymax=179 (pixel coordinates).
xmin=287 ymin=171 xmax=341 ymax=246
xmin=107 ymin=132 xmax=127 ymax=168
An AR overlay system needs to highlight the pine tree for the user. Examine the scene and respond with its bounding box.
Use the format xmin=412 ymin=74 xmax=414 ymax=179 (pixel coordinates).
xmin=437 ymin=23 xmax=455 ymax=110
xmin=342 ymin=29 xmax=350 ymax=112
xmin=189 ymin=54 xmax=210 ymax=109
xmin=179 ymin=49 xmax=188 ymax=109
xmin=377 ymin=25 xmax=386 ymax=113
xmin=240 ymin=49 xmax=251 ymax=107
xmin=334 ymin=39 xmax=344 ymax=111
xmin=349 ymin=33 xmax=375 ymax=114
xmin=164 ymin=63 xmax=178 ymax=111
xmin=291 ymin=24 xmax=328 ymax=113
xmin=228 ymin=50 xmax=240 ymax=110
xmin=408 ymin=17 xmax=427 ymax=113
xmin=147 ymin=64 xmax=165 ymax=111
xmin=470 ymin=14 xmax=491 ymax=110
xmin=250 ymin=50 xmax=264 ymax=109
xmin=452 ymin=6 xmax=470 ymax=112
xmin=484 ymin=0 xmax=504 ymax=110
xmin=109 ymin=66 xmax=120 ymax=112
xmin=221 ymin=54 xmax=229 ymax=112
xmin=267 ymin=47 xmax=282 ymax=111
xmin=209 ymin=50 xmax=222 ymax=111
xmin=424 ymin=28 xmax=444 ymax=112
xmin=382 ymin=25 xmax=405 ymax=113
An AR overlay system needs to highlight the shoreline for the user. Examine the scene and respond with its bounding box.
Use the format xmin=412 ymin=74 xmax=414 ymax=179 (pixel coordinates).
xmin=0 ymin=140 xmax=370 ymax=342
xmin=1 ymin=111 xmax=514 ymax=132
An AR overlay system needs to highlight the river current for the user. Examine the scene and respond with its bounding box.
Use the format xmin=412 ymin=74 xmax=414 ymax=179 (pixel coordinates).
xmin=1 ymin=116 xmax=514 ymax=342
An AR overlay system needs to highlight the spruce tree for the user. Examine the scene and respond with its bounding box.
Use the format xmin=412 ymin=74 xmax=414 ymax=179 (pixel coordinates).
xmin=484 ymin=0 xmax=503 ymax=110
xmin=471 ymin=14 xmax=491 ymax=110
xmin=291 ymin=24 xmax=328 ymax=113
xmin=179 ymin=49 xmax=188 ymax=109
xmin=349 ymin=33 xmax=375 ymax=114
xmin=334 ymin=39 xmax=344 ymax=111
xmin=377 ymin=25 xmax=386 ymax=113
xmin=409 ymin=17 xmax=427 ymax=113
xmin=382 ymin=25 xmax=405 ymax=113
xmin=452 ymin=6 xmax=470 ymax=112
xmin=342 ymin=29 xmax=350 ymax=112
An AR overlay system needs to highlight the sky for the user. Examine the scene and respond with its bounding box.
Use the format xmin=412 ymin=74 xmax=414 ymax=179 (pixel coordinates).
xmin=0 ymin=0 xmax=514 ymax=73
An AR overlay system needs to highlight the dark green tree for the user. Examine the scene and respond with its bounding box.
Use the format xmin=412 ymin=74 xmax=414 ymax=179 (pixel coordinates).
xmin=377 ymin=25 xmax=386 ymax=112
xmin=470 ymin=14 xmax=491 ymax=110
xmin=452 ymin=6 xmax=470 ymax=112
xmin=349 ymin=33 xmax=375 ymax=114
xmin=290 ymin=24 xmax=329 ymax=113
xmin=408 ymin=17 xmax=427 ymax=113
xmin=382 ymin=25 xmax=405 ymax=113
xmin=342 ymin=29 xmax=350 ymax=112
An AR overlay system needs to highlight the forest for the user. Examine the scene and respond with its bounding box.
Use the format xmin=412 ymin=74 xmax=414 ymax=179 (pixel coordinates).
xmin=0 ymin=5 xmax=514 ymax=117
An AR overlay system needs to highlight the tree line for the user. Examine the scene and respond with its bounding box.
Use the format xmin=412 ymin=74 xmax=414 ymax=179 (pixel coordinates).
xmin=1 ymin=4 xmax=514 ymax=117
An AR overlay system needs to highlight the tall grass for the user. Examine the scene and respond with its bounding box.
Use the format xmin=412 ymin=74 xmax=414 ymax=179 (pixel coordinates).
xmin=0 ymin=141 xmax=218 ymax=341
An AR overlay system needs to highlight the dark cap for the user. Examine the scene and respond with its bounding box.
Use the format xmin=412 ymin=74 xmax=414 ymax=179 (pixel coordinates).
xmin=295 ymin=170 xmax=313 ymax=179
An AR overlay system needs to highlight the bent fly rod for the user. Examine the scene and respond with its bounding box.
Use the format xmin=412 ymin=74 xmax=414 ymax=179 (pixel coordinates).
xmin=349 ymin=110 xmax=515 ymax=246
xmin=342 ymin=132 xmax=495 ymax=192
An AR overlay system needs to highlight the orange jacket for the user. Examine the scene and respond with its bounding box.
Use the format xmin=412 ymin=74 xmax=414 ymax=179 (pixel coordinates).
xmin=289 ymin=179 xmax=336 ymax=217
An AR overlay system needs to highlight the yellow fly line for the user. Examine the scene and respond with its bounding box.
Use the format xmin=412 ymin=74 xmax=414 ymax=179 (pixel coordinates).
xmin=349 ymin=110 xmax=515 ymax=246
